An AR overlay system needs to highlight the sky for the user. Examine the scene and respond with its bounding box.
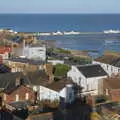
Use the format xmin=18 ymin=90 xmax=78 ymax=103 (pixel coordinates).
xmin=0 ymin=0 xmax=120 ymax=13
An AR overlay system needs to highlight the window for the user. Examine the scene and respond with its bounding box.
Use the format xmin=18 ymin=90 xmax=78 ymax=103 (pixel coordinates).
xmin=25 ymin=93 xmax=29 ymax=100
xmin=16 ymin=94 xmax=19 ymax=101
xmin=4 ymin=94 xmax=6 ymax=100
xmin=105 ymin=89 xmax=109 ymax=95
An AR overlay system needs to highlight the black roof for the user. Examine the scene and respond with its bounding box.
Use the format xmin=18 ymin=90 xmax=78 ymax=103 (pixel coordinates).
xmin=0 ymin=70 xmax=49 ymax=89
xmin=0 ymin=72 xmax=29 ymax=89
xmin=77 ymin=64 xmax=108 ymax=78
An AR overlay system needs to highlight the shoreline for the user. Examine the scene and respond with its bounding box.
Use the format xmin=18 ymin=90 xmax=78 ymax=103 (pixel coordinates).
xmin=1 ymin=28 xmax=120 ymax=36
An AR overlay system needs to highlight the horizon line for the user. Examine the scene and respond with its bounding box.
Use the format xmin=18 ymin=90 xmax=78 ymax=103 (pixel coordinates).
xmin=0 ymin=12 xmax=120 ymax=14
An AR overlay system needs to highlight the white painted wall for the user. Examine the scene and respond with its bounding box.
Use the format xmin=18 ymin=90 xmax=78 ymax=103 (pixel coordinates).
xmin=24 ymin=46 xmax=46 ymax=61
xmin=86 ymin=76 xmax=107 ymax=95
xmin=33 ymin=85 xmax=75 ymax=103
xmin=92 ymin=61 xmax=120 ymax=76
xmin=67 ymin=65 xmax=108 ymax=95
xmin=59 ymin=84 xmax=75 ymax=103
xmin=39 ymin=86 xmax=60 ymax=101
xmin=67 ymin=66 xmax=86 ymax=86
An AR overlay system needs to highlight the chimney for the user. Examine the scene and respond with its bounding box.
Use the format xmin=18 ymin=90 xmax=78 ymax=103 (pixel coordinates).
xmin=44 ymin=63 xmax=54 ymax=83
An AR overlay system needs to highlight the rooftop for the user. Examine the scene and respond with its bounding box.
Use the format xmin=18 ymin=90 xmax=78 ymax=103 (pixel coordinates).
xmin=29 ymin=44 xmax=45 ymax=47
xmin=8 ymin=58 xmax=45 ymax=65
xmin=77 ymin=64 xmax=108 ymax=78
xmin=96 ymin=53 xmax=120 ymax=67
xmin=0 ymin=70 xmax=49 ymax=89
xmin=46 ymin=78 xmax=74 ymax=92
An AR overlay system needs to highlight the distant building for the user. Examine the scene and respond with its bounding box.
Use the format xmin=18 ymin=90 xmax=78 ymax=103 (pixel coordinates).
xmin=13 ymin=40 xmax=46 ymax=61
xmin=67 ymin=64 xmax=108 ymax=95
xmin=6 ymin=58 xmax=45 ymax=72
xmin=23 ymin=44 xmax=46 ymax=61
xmin=0 ymin=45 xmax=12 ymax=63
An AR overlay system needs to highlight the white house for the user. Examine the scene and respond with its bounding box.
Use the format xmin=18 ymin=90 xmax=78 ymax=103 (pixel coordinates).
xmin=33 ymin=78 xmax=75 ymax=103
xmin=92 ymin=61 xmax=120 ymax=76
xmin=67 ymin=64 xmax=108 ymax=95
xmin=23 ymin=44 xmax=46 ymax=61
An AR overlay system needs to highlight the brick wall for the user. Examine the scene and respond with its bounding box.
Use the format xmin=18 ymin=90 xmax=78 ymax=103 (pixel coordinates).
xmin=3 ymin=85 xmax=36 ymax=104
xmin=109 ymin=89 xmax=120 ymax=102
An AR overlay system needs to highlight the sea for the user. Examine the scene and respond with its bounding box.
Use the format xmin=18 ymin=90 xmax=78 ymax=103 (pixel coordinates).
xmin=0 ymin=14 xmax=120 ymax=57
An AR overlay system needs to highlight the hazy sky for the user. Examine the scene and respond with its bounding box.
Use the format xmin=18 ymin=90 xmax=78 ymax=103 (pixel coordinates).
xmin=0 ymin=0 xmax=120 ymax=13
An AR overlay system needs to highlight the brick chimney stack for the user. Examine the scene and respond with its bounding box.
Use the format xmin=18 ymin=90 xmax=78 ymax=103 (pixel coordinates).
xmin=44 ymin=63 xmax=54 ymax=83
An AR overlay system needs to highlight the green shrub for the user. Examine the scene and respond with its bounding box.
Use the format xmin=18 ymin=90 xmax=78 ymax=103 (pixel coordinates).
xmin=53 ymin=64 xmax=71 ymax=78
xmin=69 ymin=56 xmax=92 ymax=65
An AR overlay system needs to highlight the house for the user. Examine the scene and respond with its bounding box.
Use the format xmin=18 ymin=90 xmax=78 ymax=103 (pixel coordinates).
xmin=99 ymin=75 xmax=120 ymax=102
xmin=38 ymin=78 xmax=75 ymax=103
xmin=67 ymin=64 xmax=108 ymax=95
xmin=0 ymin=45 xmax=12 ymax=63
xmin=3 ymin=85 xmax=36 ymax=104
xmin=12 ymin=40 xmax=46 ymax=61
xmin=93 ymin=54 xmax=120 ymax=76
xmin=0 ymin=72 xmax=30 ymax=105
xmin=22 ymin=71 xmax=75 ymax=103
xmin=0 ymin=70 xmax=75 ymax=104
xmin=6 ymin=58 xmax=45 ymax=72
xmin=0 ymin=71 xmax=49 ymax=103
xmin=92 ymin=61 xmax=120 ymax=76
xmin=23 ymin=44 xmax=46 ymax=61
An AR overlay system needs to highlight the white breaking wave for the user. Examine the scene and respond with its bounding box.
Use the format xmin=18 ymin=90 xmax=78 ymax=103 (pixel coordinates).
xmin=103 ymin=29 xmax=120 ymax=34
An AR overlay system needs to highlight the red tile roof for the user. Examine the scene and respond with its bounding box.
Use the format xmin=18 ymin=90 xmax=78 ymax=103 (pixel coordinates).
xmin=0 ymin=46 xmax=12 ymax=54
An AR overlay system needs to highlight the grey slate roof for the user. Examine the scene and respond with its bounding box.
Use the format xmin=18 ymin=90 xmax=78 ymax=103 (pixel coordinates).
xmin=26 ymin=70 xmax=49 ymax=86
xmin=0 ymin=72 xmax=26 ymax=89
xmin=77 ymin=64 xmax=108 ymax=78
xmin=0 ymin=70 xmax=49 ymax=90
